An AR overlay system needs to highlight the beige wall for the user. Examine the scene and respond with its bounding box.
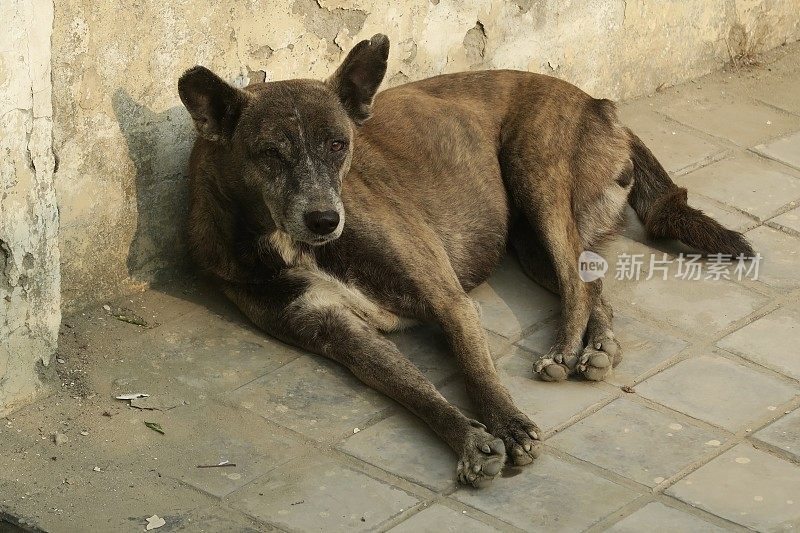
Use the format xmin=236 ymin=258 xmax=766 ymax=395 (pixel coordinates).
xmin=1 ymin=0 xmax=59 ymax=416
xmin=52 ymin=0 xmax=800 ymax=312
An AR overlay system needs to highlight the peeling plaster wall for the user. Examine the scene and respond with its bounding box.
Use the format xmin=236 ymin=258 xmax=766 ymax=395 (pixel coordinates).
xmin=51 ymin=0 xmax=800 ymax=312
xmin=1 ymin=0 xmax=60 ymax=416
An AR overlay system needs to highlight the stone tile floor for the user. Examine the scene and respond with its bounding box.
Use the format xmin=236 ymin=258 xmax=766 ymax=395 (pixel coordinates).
xmin=3 ymin=45 xmax=800 ymax=533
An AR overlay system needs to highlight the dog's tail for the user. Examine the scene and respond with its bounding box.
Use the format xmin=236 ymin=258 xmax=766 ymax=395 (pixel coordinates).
xmin=626 ymin=131 xmax=754 ymax=257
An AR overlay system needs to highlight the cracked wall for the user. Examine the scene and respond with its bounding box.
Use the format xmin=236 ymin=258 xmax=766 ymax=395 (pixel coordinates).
xmin=1 ymin=0 xmax=60 ymax=416
xmin=50 ymin=0 xmax=800 ymax=312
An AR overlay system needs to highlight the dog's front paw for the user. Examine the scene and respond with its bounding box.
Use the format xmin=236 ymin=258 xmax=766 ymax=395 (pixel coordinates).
xmin=456 ymin=423 xmax=506 ymax=488
xmin=487 ymin=410 xmax=541 ymax=466
xmin=492 ymin=413 xmax=541 ymax=466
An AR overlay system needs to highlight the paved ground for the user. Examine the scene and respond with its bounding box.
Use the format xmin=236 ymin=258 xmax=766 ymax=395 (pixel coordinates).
xmin=3 ymin=44 xmax=800 ymax=533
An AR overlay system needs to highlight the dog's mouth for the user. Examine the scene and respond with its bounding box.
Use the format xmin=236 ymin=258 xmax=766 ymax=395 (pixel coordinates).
xmin=310 ymin=227 xmax=345 ymax=245
xmin=275 ymin=208 xmax=344 ymax=247
xmin=284 ymin=229 xmax=341 ymax=247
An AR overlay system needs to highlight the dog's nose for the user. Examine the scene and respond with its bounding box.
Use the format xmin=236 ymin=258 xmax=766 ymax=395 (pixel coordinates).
xmin=304 ymin=210 xmax=340 ymax=235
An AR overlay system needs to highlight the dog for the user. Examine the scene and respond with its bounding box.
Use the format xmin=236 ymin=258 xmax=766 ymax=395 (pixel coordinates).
xmin=178 ymin=34 xmax=754 ymax=487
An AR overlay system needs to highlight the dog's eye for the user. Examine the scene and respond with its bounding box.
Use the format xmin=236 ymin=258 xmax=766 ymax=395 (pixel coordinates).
xmin=329 ymin=140 xmax=346 ymax=152
xmin=263 ymin=147 xmax=283 ymax=161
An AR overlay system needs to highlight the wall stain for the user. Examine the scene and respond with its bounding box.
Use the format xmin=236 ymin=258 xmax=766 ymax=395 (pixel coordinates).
xmin=0 ymin=239 xmax=12 ymax=295
xmin=292 ymin=0 xmax=368 ymax=51
xmin=464 ymin=21 xmax=488 ymax=67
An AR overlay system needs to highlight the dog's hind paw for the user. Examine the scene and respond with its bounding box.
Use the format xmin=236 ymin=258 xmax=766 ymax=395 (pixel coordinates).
xmin=577 ymin=347 xmax=613 ymax=381
xmin=534 ymin=357 xmax=570 ymax=381
xmin=579 ymin=331 xmax=622 ymax=381
xmin=456 ymin=425 xmax=506 ymax=488
xmin=533 ymin=350 xmax=580 ymax=382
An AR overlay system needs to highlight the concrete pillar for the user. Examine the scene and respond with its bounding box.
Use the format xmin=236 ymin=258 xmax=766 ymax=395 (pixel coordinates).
xmin=0 ymin=0 xmax=60 ymax=416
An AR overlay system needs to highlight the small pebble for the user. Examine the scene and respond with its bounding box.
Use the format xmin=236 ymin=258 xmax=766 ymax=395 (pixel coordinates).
xmin=353 ymin=428 xmax=360 ymax=434
xmin=80 ymin=431 xmax=89 ymax=436
xmin=53 ymin=433 xmax=68 ymax=446
xmin=93 ymin=466 xmax=101 ymax=472
xmin=103 ymin=304 xmax=111 ymax=312
xmin=56 ymin=358 xmax=66 ymax=364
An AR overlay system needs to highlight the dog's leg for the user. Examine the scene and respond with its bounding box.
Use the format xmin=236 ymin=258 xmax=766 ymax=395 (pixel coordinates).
xmin=580 ymin=294 xmax=622 ymax=380
xmin=507 ymin=196 xmax=609 ymax=380
xmin=510 ymin=221 xmax=622 ymax=381
xmin=223 ymin=281 xmax=507 ymax=488
xmin=430 ymin=292 xmax=541 ymax=466
xmin=541 ymin=216 xmax=600 ymax=378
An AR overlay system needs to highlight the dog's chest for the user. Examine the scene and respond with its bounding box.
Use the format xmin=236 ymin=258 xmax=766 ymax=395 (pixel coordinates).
xmin=269 ymin=231 xmax=413 ymax=332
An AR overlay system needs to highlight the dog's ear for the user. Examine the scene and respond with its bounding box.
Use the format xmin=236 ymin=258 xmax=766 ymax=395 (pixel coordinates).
xmin=328 ymin=34 xmax=389 ymax=125
xmin=178 ymin=66 xmax=249 ymax=142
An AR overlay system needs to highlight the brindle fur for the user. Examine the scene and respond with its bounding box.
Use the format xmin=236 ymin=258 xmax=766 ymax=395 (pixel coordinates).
xmin=178 ymin=34 xmax=754 ymax=487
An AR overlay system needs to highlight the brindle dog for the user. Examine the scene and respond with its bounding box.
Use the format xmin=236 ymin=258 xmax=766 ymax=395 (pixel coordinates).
xmin=178 ymin=34 xmax=753 ymax=487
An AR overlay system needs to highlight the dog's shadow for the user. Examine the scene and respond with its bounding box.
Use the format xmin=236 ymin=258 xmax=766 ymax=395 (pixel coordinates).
xmin=111 ymin=89 xmax=195 ymax=284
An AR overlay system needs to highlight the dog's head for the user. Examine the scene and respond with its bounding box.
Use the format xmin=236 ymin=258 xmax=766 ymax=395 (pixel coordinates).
xmin=178 ymin=34 xmax=389 ymax=245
